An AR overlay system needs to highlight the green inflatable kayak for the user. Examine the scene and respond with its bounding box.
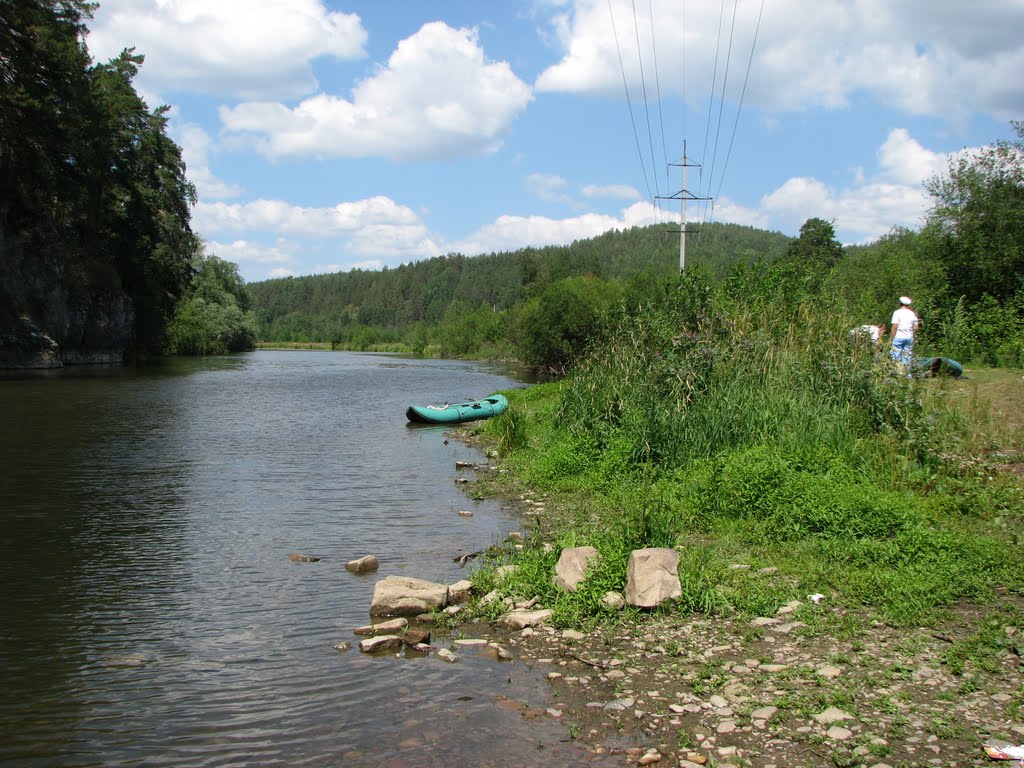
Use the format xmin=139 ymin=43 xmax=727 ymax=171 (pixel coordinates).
xmin=913 ymin=357 xmax=964 ymax=378
xmin=406 ymin=394 xmax=509 ymax=424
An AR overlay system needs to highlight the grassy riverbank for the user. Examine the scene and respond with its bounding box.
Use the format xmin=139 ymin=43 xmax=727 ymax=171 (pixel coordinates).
xmin=463 ymin=368 xmax=1024 ymax=622
xmin=440 ymin=280 xmax=1023 ymax=766
xmin=462 ymin=285 xmax=1024 ymax=629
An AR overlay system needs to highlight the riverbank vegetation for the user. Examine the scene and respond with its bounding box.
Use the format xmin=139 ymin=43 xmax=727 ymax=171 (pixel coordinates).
xmin=457 ymin=267 xmax=1023 ymax=635
xmin=165 ymin=253 xmax=259 ymax=355
xmin=247 ymin=125 xmax=1024 ymax=376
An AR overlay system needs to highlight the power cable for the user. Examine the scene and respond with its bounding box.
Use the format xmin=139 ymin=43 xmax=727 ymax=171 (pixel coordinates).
xmin=631 ymin=0 xmax=660 ymax=197
xmin=714 ymin=0 xmax=765 ymax=200
xmin=700 ymin=0 xmax=726 ymax=169
xmin=680 ymin=0 xmax=686 ymax=143
xmin=699 ymin=0 xmax=727 ymax=225
xmin=704 ymin=0 xmax=739 ymax=220
xmin=646 ymin=0 xmax=671 ymax=194
xmin=608 ymin=0 xmax=654 ymax=204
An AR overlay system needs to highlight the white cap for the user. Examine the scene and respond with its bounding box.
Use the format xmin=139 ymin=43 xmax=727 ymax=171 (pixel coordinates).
xmin=899 ymin=296 xmax=912 ymax=305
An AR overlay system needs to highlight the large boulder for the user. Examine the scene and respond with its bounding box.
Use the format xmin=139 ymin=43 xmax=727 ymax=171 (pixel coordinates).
xmin=370 ymin=575 xmax=448 ymax=616
xmin=553 ymin=546 xmax=600 ymax=592
xmin=624 ymin=548 xmax=681 ymax=608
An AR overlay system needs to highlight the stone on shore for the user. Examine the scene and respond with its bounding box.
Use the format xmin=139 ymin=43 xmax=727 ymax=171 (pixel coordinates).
xmin=499 ymin=609 xmax=553 ymax=630
xmin=353 ymin=618 xmax=408 ymax=636
xmin=358 ymin=635 xmax=403 ymax=653
xmin=602 ymin=591 xmax=626 ymax=610
xmin=554 ymin=546 xmax=600 ymax=592
xmin=494 ymin=565 xmax=519 ymax=582
xmin=447 ymin=579 xmax=473 ymax=604
xmin=813 ymin=706 xmax=853 ymax=724
xmin=624 ymin=548 xmax=681 ymax=608
xmin=370 ymin=575 xmax=448 ymax=616
xmin=345 ymin=555 xmax=379 ymax=574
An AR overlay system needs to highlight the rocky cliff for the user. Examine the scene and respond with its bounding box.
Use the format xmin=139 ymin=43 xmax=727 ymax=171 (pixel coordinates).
xmin=0 ymin=225 xmax=135 ymax=369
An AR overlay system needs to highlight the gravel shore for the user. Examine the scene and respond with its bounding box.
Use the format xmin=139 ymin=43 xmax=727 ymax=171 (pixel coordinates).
xmin=489 ymin=600 xmax=1024 ymax=767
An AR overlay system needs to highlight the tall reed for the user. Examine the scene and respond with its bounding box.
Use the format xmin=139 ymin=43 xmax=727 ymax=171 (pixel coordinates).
xmin=556 ymin=270 xmax=916 ymax=474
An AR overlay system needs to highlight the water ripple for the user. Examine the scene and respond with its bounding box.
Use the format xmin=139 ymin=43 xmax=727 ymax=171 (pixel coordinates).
xmin=0 ymin=352 xmax=591 ymax=767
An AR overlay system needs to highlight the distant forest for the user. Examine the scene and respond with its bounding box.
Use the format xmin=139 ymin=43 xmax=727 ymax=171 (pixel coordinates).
xmin=247 ymin=222 xmax=790 ymax=347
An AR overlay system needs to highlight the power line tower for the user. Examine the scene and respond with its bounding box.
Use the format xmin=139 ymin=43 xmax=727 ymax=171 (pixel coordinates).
xmin=657 ymin=141 xmax=711 ymax=273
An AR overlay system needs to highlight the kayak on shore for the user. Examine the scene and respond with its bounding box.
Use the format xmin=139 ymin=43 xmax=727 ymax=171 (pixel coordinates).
xmin=914 ymin=357 xmax=964 ymax=378
xmin=406 ymin=393 xmax=509 ymax=424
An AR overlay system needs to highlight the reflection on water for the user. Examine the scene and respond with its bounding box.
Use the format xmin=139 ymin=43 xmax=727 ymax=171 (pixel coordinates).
xmin=0 ymin=351 xmax=598 ymax=767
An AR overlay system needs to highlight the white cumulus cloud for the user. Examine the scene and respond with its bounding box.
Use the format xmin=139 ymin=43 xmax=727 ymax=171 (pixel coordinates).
xmin=747 ymin=128 xmax=960 ymax=242
xmin=177 ymin=124 xmax=243 ymax=200
xmin=535 ymin=0 xmax=1024 ymax=121
xmin=87 ymin=0 xmax=367 ymax=100
xmin=219 ymin=22 xmax=533 ymax=161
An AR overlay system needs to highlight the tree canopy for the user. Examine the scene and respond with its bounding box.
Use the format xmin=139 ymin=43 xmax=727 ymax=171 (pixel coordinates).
xmin=165 ymin=252 xmax=258 ymax=355
xmin=926 ymin=121 xmax=1024 ymax=305
xmin=1 ymin=0 xmax=199 ymax=358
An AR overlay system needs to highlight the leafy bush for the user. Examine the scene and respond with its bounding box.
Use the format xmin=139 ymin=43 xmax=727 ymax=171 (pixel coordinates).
xmin=435 ymin=301 xmax=505 ymax=358
xmin=516 ymin=276 xmax=622 ymax=373
xmin=686 ymin=445 xmax=920 ymax=542
xmin=165 ymin=253 xmax=258 ymax=355
xmin=165 ymin=296 xmax=257 ymax=355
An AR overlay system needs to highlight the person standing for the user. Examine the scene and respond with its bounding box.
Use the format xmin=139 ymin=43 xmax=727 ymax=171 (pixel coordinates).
xmin=889 ymin=296 xmax=920 ymax=372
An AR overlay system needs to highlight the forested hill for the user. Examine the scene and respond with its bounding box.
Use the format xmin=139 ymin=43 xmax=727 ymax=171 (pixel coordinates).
xmin=247 ymin=222 xmax=791 ymax=343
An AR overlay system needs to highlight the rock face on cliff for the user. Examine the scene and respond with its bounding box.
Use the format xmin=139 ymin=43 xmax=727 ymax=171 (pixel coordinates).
xmin=0 ymin=228 xmax=135 ymax=369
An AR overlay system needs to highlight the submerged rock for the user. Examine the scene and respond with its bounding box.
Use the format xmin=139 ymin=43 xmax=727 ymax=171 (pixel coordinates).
xmin=288 ymin=553 xmax=320 ymax=563
xmin=358 ymin=635 xmax=403 ymax=654
xmin=345 ymin=555 xmax=379 ymax=574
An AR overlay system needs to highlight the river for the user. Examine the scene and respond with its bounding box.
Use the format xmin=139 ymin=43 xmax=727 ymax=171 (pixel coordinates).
xmin=0 ymin=350 xmax=598 ymax=767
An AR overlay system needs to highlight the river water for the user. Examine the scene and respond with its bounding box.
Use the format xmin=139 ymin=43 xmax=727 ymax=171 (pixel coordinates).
xmin=0 ymin=351 xmax=597 ymax=767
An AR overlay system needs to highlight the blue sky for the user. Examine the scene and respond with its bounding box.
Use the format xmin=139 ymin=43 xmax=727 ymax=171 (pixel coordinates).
xmin=84 ymin=0 xmax=1024 ymax=282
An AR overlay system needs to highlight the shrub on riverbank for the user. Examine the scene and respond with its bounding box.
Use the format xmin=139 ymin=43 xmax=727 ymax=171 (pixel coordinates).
xmin=471 ymin=268 xmax=1023 ymax=628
